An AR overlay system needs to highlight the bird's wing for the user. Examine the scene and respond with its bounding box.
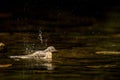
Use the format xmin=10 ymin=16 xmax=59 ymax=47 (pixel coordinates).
xmin=9 ymin=51 xmax=46 ymax=60
xmin=31 ymin=51 xmax=46 ymax=57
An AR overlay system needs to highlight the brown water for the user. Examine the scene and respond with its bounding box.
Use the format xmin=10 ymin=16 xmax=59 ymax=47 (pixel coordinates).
xmin=0 ymin=33 xmax=120 ymax=80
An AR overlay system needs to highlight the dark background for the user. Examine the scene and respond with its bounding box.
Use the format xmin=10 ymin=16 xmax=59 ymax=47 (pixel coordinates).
xmin=0 ymin=0 xmax=119 ymax=19
xmin=0 ymin=0 xmax=120 ymax=34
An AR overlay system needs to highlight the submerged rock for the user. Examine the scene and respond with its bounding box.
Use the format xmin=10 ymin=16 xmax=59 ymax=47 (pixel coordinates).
xmin=0 ymin=42 xmax=7 ymax=57
xmin=0 ymin=64 xmax=12 ymax=68
xmin=96 ymin=51 xmax=120 ymax=55
xmin=0 ymin=42 xmax=5 ymax=51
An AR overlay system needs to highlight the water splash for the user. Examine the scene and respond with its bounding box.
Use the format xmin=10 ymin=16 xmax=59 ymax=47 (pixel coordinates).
xmin=23 ymin=37 xmax=35 ymax=54
xmin=45 ymin=39 xmax=48 ymax=47
xmin=38 ymin=30 xmax=43 ymax=45
xmin=23 ymin=29 xmax=45 ymax=54
xmin=21 ymin=29 xmax=53 ymax=70
xmin=38 ymin=29 xmax=48 ymax=47
xmin=25 ymin=44 xmax=35 ymax=54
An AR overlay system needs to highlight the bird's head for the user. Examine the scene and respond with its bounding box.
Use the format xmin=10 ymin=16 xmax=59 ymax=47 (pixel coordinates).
xmin=45 ymin=46 xmax=57 ymax=52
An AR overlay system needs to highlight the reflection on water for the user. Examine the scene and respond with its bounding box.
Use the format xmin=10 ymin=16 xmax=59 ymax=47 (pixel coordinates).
xmin=0 ymin=33 xmax=120 ymax=80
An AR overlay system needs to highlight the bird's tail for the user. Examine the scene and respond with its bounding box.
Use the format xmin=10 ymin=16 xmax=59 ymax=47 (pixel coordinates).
xmin=9 ymin=55 xmax=29 ymax=59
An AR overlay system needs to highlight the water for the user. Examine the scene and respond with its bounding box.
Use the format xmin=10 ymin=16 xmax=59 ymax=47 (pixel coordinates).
xmin=0 ymin=32 xmax=120 ymax=80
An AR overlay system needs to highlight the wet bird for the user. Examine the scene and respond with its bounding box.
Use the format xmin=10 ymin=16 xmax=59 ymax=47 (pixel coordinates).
xmin=9 ymin=46 xmax=57 ymax=62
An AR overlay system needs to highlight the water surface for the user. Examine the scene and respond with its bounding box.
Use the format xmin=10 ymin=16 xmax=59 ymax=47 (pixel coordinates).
xmin=0 ymin=33 xmax=120 ymax=80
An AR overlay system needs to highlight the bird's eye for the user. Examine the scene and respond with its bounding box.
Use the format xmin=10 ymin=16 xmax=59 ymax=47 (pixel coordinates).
xmin=51 ymin=48 xmax=54 ymax=50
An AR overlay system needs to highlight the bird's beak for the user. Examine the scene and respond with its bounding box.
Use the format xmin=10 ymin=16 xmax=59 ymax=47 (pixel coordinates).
xmin=53 ymin=49 xmax=58 ymax=52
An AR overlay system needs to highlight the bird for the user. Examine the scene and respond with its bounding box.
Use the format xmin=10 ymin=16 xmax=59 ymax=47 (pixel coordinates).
xmin=9 ymin=46 xmax=57 ymax=62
